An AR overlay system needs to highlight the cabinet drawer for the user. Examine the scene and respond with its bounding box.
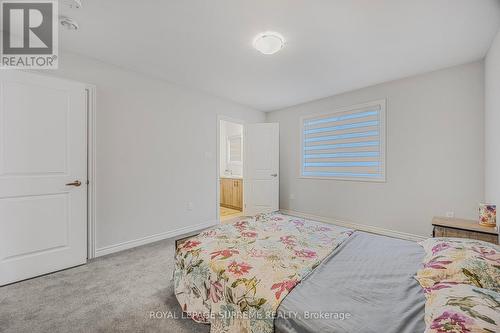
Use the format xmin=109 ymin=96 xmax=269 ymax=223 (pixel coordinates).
xmin=433 ymin=226 xmax=499 ymax=244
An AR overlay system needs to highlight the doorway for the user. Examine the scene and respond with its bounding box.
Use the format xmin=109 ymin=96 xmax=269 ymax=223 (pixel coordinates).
xmin=216 ymin=117 xmax=280 ymax=223
xmin=218 ymin=119 xmax=244 ymax=222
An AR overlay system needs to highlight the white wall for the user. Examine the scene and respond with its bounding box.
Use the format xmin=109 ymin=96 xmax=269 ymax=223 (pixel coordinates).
xmin=220 ymin=120 xmax=243 ymax=177
xmin=485 ymin=30 xmax=500 ymax=206
xmin=38 ymin=52 xmax=264 ymax=253
xmin=266 ymin=62 xmax=485 ymax=237
xmin=27 ymin=51 xmax=489 ymax=249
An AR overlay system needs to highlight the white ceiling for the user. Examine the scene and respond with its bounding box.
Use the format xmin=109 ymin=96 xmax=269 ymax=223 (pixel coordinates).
xmin=60 ymin=0 xmax=500 ymax=111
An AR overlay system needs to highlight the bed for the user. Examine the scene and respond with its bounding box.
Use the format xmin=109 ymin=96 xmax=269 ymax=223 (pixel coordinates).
xmin=275 ymin=231 xmax=426 ymax=333
xmin=174 ymin=212 xmax=500 ymax=333
xmin=174 ymin=212 xmax=354 ymax=332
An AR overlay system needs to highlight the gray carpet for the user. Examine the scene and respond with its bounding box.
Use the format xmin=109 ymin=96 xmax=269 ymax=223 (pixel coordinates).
xmin=0 ymin=237 xmax=210 ymax=333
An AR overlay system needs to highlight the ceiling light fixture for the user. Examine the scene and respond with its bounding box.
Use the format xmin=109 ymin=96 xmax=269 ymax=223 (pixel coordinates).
xmin=253 ymin=32 xmax=285 ymax=55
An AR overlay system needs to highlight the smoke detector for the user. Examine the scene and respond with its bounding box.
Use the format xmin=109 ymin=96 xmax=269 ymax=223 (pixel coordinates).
xmin=62 ymin=0 xmax=82 ymax=8
xmin=59 ymin=16 xmax=79 ymax=30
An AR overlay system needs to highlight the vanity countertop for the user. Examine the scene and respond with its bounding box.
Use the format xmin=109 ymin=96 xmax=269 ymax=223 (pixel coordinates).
xmin=220 ymin=175 xmax=243 ymax=179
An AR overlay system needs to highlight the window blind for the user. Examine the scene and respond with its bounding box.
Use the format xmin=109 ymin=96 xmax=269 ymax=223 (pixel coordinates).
xmin=301 ymin=100 xmax=386 ymax=181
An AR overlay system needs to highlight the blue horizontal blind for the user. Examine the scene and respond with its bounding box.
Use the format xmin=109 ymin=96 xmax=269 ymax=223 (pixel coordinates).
xmin=302 ymin=101 xmax=385 ymax=181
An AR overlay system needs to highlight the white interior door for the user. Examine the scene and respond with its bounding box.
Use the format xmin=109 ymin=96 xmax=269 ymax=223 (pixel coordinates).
xmin=244 ymin=123 xmax=279 ymax=215
xmin=0 ymin=71 xmax=87 ymax=286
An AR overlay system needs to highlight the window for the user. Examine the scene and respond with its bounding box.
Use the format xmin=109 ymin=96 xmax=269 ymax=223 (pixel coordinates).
xmin=227 ymin=135 xmax=242 ymax=164
xmin=301 ymin=100 xmax=386 ymax=181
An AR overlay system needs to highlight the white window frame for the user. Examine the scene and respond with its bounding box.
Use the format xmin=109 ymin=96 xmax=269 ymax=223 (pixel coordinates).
xmin=299 ymin=99 xmax=386 ymax=182
xmin=227 ymin=134 xmax=243 ymax=166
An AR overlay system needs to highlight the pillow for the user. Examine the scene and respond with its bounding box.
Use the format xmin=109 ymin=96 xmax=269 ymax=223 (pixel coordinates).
xmin=424 ymin=284 xmax=500 ymax=333
xmin=416 ymin=238 xmax=500 ymax=292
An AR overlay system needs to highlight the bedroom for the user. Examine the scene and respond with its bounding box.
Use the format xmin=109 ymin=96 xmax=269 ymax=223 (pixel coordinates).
xmin=0 ymin=1 xmax=499 ymax=333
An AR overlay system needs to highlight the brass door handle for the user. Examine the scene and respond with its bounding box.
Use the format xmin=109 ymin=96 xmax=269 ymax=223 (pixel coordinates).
xmin=66 ymin=180 xmax=82 ymax=187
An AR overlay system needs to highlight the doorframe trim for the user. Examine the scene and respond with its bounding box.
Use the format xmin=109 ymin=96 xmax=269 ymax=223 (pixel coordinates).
xmin=216 ymin=115 xmax=245 ymax=223
xmin=86 ymin=85 xmax=97 ymax=259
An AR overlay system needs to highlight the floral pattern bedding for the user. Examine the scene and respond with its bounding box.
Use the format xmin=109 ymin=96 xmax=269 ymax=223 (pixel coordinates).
xmin=174 ymin=212 xmax=353 ymax=333
xmin=417 ymin=238 xmax=500 ymax=333
xmin=423 ymin=284 xmax=500 ymax=333
xmin=416 ymin=238 xmax=500 ymax=292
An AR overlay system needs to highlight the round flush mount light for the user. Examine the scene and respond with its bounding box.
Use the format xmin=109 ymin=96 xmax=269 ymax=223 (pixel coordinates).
xmin=59 ymin=16 xmax=79 ymax=30
xmin=253 ymin=32 xmax=285 ymax=55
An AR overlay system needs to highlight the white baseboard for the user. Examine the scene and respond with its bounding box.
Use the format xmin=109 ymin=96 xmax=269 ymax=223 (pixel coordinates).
xmin=280 ymin=209 xmax=427 ymax=242
xmin=95 ymin=220 xmax=218 ymax=257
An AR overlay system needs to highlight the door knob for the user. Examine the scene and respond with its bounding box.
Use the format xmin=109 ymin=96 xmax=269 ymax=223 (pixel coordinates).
xmin=66 ymin=180 xmax=82 ymax=187
xmin=271 ymin=173 xmax=278 ymax=177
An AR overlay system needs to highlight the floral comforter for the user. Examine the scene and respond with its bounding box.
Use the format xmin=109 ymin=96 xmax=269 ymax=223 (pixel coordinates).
xmin=174 ymin=212 xmax=353 ymax=333
xmin=416 ymin=238 xmax=500 ymax=332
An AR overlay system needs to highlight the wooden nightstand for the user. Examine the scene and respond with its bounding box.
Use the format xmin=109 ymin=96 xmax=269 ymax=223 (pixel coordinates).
xmin=432 ymin=216 xmax=499 ymax=245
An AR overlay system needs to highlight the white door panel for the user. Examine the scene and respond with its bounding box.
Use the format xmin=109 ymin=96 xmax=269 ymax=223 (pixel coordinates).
xmin=244 ymin=123 xmax=279 ymax=215
xmin=1 ymin=194 xmax=69 ymax=259
xmin=2 ymin=81 xmax=68 ymax=174
xmin=0 ymin=71 xmax=87 ymax=286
